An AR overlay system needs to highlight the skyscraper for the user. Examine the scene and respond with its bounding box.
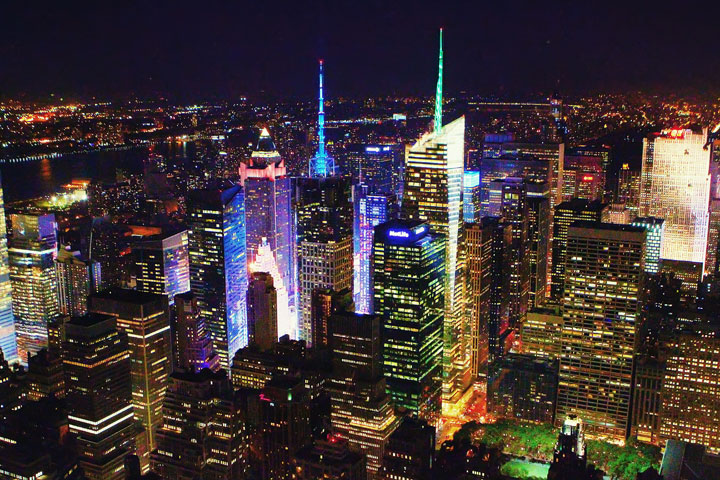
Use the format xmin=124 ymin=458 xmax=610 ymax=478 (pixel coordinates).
xmin=56 ymin=247 xmax=101 ymax=317
xmin=187 ymin=185 xmax=248 ymax=368
xmin=89 ymin=289 xmax=171 ymax=454
xmin=241 ymin=128 xmax=296 ymax=332
xmin=631 ymin=217 xmax=665 ymax=275
xmin=660 ymin=324 xmax=720 ymax=454
xmin=0 ymin=174 xmax=16 ymax=363
xmin=527 ymin=182 xmax=551 ymax=307
xmin=489 ymin=177 xmax=531 ymax=331
xmin=555 ymin=222 xmax=645 ymax=440
xmin=550 ymin=199 xmax=604 ymax=300
xmin=296 ymin=176 xmax=353 ymax=345
xmin=373 ymin=220 xmax=444 ymax=423
xmin=63 ymin=313 xmax=137 ymax=480
xmin=328 ymin=311 xmax=398 ymax=479
xmin=401 ymin=29 xmax=470 ymax=406
xmin=151 ymin=369 xmax=248 ymax=479
xmin=247 ymin=271 xmax=278 ymax=351
xmin=9 ymin=214 xmax=59 ymax=364
xmin=340 ymin=143 xmax=400 ymax=196
xmin=133 ymin=229 xmax=189 ymax=305
xmin=466 ymin=218 xmax=511 ymax=366
xmin=173 ymin=292 xmax=220 ymax=373
xmin=353 ymin=183 xmax=398 ymax=314
xmin=640 ymin=128 xmax=711 ymax=266
xmin=463 ymin=170 xmax=481 ymax=223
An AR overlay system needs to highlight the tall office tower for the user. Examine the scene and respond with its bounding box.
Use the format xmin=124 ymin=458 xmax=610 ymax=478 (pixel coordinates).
xmin=353 ymin=183 xmax=398 ymax=314
xmin=151 ymin=369 xmax=246 ymax=479
xmin=56 ymin=247 xmax=101 ymax=317
xmin=617 ymin=163 xmax=641 ymax=213
xmin=341 ymin=143 xmax=400 ymax=196
xmin=259 ymin=376 xmax=312 ymax=479
xmin=521 ymin=306 xmax=562 ymax=360
xmin=379 ymin=417 xmax=435 ymax=480
xmin=187 ymin=184 xmax=248 ymax=368
xmin=309 ymin=59 xmax=336 ymax=177
xmin=401 ymin=30 xmax=470 ymax=405
xmin=296 ymin=175 xmax=353 ymax=345
xmin=527 ymin=182 xmax=551 ymax=307
xmin=488 ymin=353 xmax=557 ymax=424
xmin=706 ymin=199 xmax=720 ymax=275
xmin=463 ymin=170 xmax=481 ymax=223
xmin=89 ymin=289 xmax=171 ymax=454
xmin=562 ymin=147 xmax=608 ymax=202
xmin=292 ymin=437 xmax=367 ymax=480
xmin=640 ymin=128 xmax=711 ymax=265
xmin=311 ymin=287 xmax=353 ymax=349
xmin=631 ymin=217 xmax=665 ymax=274
xmin=373 ymin=220 xmax=444 ymax=423
xmin=247 ymin=271 xmax=278 ymax=351
xmin=26 ymin=348 xmax=64 ymax=400
xmin=173 ymin=292 xmax=220 ymax=373
xmin=63 ymin=314 xmax=137 ymax=480
xmin=555 ymin=222 xmax=645 ymax=441
xmin=548 ymin=417 xmax=587 ymax=479
xmin=473 ymin=218 xmax=512 ymax=363
xmin=241 ymin=128 xmax=296 ymax=330
xmin=465 ymin=221 xmax=491 ymax=386
xmin=133 ymin=230 xmax=189 ymax=305
xmin=9 ymin=213 xmax=59 ymax=364
xmin=550 ymin=199 xmax=604 ymax=300
xmin=0 ymin=174 xmax=16 ymax=362
xmin=328 ymin=311 xmax=398 ymax=479
xmin=489 ymin=178 xmax=530 ymax=330
xmin=630 ymin=356 xmax=665 ymax=445
xmin=660 ymin=324 xmax=720 ymax=453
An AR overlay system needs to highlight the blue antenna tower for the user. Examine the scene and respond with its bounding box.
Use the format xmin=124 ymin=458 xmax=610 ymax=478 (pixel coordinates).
xmin=310 ymin=59 xmax=334 ymax=177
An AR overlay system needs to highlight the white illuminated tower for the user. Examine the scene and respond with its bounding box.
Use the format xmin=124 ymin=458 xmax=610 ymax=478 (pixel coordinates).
xmin=250 ymin=238 xmax=292 ymax=339
xmin=401 ymin=29 xmax=470 ymax=409
xmin=640 ymin=128 xmax=711 ymax=266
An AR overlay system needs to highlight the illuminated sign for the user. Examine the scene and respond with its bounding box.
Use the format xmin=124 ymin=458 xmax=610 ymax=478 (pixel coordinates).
xmin=413 ymin=225 xmax=428 ymax=236
xmin=366 ymin=146 xmax=380 ymax=152
xmin=388 ymin=229 xmax=410 ymax=238
xmin=582 ymin=175 xmax=595 ymax=182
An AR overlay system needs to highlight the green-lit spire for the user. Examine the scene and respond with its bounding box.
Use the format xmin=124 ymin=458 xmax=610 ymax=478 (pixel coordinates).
xmin=434 ymin=28 xmax=443 ymax=133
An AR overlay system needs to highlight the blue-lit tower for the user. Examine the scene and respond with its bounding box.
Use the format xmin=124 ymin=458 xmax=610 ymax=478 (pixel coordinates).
xmin=353 ymin=183 xmax=398 ymax=314
xmin=187 ymin=185 xmax=248 ymax=369
xmin=0 ymin=173 xmax=16 ymax=362
xmin=309 ymin=60 xmax=336 ymax=178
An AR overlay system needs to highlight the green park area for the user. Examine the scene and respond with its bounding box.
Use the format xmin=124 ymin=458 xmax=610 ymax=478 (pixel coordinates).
xmin=454 ymin=419 xmax=661 ymax=480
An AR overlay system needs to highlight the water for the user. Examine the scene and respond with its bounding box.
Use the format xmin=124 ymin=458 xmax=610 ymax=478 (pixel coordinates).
xmin=0 ymin=142 xmax=200 ymax=203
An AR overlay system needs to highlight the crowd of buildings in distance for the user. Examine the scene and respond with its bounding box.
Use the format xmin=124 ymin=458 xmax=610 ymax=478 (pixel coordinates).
xmin=0 ymin=30 xmax=720 ymax=480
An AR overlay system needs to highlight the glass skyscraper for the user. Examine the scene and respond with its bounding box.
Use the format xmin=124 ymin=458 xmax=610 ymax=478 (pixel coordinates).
xmin=631 ymin=217 xmax=665 ymax=274
xmin=353 ymin=183 xmax=397 ymax=315
xmin=133 ymin=229 xmax=190 ymax=305
xmin=0 ymin=174 xmax=16 ymax=362
xmin=403 ymin=115 xmax=470 ymax=406
xmin=9 ymin=213 xmax=59 ymax=364
xmin=241 ymin=128 xmax=296 ymax=337
xmin=187 ymin=185 xmax=248 ymax=369
xmin=373 ymin=219 xmax=444 ymax=424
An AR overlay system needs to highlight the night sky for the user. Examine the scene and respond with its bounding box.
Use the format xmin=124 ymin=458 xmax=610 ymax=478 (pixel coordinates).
xmin=2 ymin=1 xmax=719 ymax=101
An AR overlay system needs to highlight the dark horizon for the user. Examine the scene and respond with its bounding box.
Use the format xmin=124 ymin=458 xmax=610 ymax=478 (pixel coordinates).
xmin=2 ymin=1 xmax=720 ymax=102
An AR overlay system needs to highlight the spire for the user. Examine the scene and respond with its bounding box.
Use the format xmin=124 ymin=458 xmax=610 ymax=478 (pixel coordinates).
xmin=318 ymin=59 xmax=326 ymax=160
xmin=310 ymin=59 xmax=334 ymax=177
xmin=434 ymin=28 xmax=443 ymax=133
